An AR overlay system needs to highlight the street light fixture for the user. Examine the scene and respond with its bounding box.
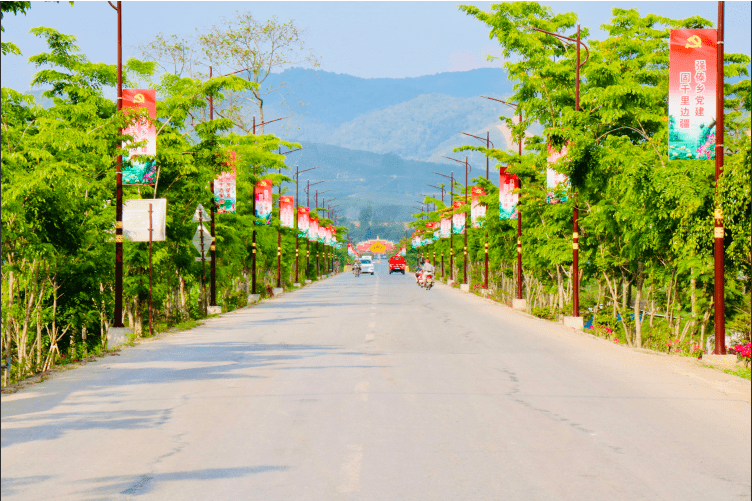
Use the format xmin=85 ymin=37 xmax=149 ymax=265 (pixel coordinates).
xmin=443 ymin=156 xmax=472 ymax=286
xmin=434 ymin=171 xmax=454 ymax=281
xmin=481 ymin=95 xmax=525 ymax=303
xmin=523 ymin=23 xmax=589 ymax=321
xmin=304 ymin=180 xmax=325 ymax=280
xmin=293 ymin=166 xmax=318 ymax=284
xmin=458 ymin=129 xmax=496 ymax=290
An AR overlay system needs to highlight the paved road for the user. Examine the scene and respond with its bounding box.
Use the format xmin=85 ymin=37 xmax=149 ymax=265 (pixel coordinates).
xmin=2 ymin=263 xmax=750 ymax=500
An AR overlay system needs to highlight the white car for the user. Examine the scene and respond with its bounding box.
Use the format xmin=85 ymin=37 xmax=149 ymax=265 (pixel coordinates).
xmin=359 ymin=257 xmax=374 ymax=275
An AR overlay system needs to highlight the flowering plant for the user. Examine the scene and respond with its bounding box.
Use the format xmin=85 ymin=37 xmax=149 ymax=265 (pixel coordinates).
xmin=732 ymin=342 xmax=751 ymax=368
xmin=587 ymin=324 xmax=613 ymax=338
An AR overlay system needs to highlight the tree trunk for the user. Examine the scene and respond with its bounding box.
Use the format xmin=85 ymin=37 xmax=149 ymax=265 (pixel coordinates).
xmin=690 ymin=269 xmax=697 ymax=319
xmin=633 ymin=264 xmax=645 ymax=348
xmin=36 ymin=308 xmax=42 ymax=367
xmin=556 ymin=265 xmax=564 ymax=311
xmin=604 ymin=272 xmax=633 ymax=346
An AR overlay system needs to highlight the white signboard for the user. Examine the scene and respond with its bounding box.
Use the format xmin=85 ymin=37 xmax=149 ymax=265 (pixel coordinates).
xmin=123 ymin=198 xmax=166 ymax=242
xmin=192 ymin=203 xmax=210 ymax=223
xmin=192 ymin=224 xmax=213 ymax=256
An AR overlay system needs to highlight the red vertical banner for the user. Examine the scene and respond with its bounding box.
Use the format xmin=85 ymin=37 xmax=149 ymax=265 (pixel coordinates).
xmin=254 ymin=179 xmax=273 ymax=224
xmin=280 ymin=196 xmax=294 ymax=228
xmin=440 ymin=217 xmax=451 ymax=238
xmin=452 ymin=201 xmax=466 ymax=234
xmin=214 ymin=151 xmax=236 ymax=214
xmin=308 ymin=217 xmax=319 ymax=242
xmin=297 ymin=206 xmax=309 ymax=238
xmin=471 ymin=186 xmax=486 ymax=228
xmin=499 ymin=172 xmax=519 ymax=220
xmin=668 ymin=29 xmax=718 ymax=160
xmin=122 ymin=89 xmax=157 ymax=185
xmin=546 ymin=145 xmax=569 ymax=204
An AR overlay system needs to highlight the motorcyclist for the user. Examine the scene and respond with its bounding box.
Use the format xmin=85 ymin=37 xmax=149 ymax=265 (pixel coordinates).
xmin=353 ymin=258 xmax=361 ymax=276
xmin=421 ymin=258 xmax=435 ymax=283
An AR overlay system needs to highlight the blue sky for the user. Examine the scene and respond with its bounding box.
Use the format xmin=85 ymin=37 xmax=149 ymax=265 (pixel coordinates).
xmin=2 ymin=1 xmax=750 ymax=91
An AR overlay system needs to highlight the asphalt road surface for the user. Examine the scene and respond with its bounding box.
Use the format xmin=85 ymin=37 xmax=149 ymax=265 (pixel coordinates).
xmin=2 ymin=263 xmax=750 ymax=500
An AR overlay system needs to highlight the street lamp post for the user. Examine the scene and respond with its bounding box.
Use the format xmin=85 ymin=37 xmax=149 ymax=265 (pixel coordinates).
xmin=481 ymin=95 xmax=525 ymax=305
xmin=275 ymin=147 xmax=303 ymax=290
xmin=525 ymin=24 xmax=589 ymax=320
xmin=434 ymin=171 xmax=454 ymax=282
xmin=109 ymin=0 xmax=124 ymax=329
xmin=443 ymin=156 xmax=471 ymax=286
xmin=713 ymin=1 xmax=726 ymax=354
xmin=294 ymin=166 xmax=318 ymax=285
xmin=460 ymin=131 xmax=495 ymax=290
xmin=249 ymin=115 xmax=289 ymax=297
xmin=316 ymin=189 xmax=330 ymax=278
xmin=304 ymin=180 xmax=324 ymax=280
xmin=428 ymin=183 xmax=446 ymax=278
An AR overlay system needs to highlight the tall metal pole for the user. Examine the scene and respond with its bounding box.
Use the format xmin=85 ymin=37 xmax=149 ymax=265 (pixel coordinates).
xmin=209 ymin=66 xmax=217 ymax=307
xmin=210 ymin=180 xmax=216 ymax=306
xmin=251 ymin=187 xmax=257 ymax=295
xmin=277 ymin=152 xmax=282 ymax=289
xmin=484 ymin=131 xmax=489 ymax=290
xmin=714 ymin=1 xmax=726 ymax=354
xmin=517 ymin=109 xmax=524 ymax=300
xmin=113 ymin=1 xmax=124 ymax=328
xmin=450 ymin=172 xmax=454 ymax=281
xmin=464 ymin=157 xmax=468 ymax=285
xmin=572 ymin=24 xmax=581 ymax=318
xmin=199 ymin=210 xmax=207 ymax=316
xmin=306 ymin=180 xmax=310 ymax=280
xmin=148 ymin=203 xmax=153 ymax=337
xmin=295 ymin=166 xmax=300 ymax=284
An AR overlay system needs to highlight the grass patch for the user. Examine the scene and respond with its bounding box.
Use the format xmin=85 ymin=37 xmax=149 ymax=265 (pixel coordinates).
xmin=703 ymin=364 xmax=751 ymax=380
xmin=720 ymin=367 xmax=751 ymax=380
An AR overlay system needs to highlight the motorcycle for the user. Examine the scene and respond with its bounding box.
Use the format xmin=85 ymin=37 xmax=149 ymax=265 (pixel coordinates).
xmin=418 ymin=271 xmax=433 ymax=289
xmin=353 ymin=265 xmax=361 ymax=277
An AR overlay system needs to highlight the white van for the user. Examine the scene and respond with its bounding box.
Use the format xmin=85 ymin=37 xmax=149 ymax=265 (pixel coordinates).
xmin=360 ymin=255 xmax=374 ymax=275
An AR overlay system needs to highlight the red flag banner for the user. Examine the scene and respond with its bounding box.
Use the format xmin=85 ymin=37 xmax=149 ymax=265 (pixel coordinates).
xmin=546 ymin=145 xmax=569 ymax=204
xmin=499 ymin=172 xmax=519 ymax=220
xmin=297 ymin=207 xmax=309 ymax=238
xmin=254 ymin=179 xmax=273 ymax=224
xmin=668 ymin=29 xmax=717 ymax=160
xmin=440 ymin=217 xmax=451 ymax=238
xmin=309 ymin=217 xmax=319 ymax=242
xmin=280 ymin=196 xmax=294 ymax=228
xmin=122 ymin=89 xmax=157 ymax=185
xmin=471 ymin=187 xmax=486 ymax=228
xmin=214 ymin=151 xmax=236 ymax=214
xmin=452 ymin=201 xmax=466 ymax=234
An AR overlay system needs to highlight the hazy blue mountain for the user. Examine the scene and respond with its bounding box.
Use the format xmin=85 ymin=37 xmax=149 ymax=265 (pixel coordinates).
xmin=262 ymin=67 xmax=514 ymax=127
xmin=284 ymin=141 xmax=452 ymax=223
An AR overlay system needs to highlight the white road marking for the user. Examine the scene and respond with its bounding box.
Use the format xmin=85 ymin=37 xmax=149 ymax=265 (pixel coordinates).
xmin=355 ymin=381 xmax=369 ymax=401
xmin=365 ymin=333 xmax=375 ymax=342
xmin=338 ymin=444 xmax=364 ymax=493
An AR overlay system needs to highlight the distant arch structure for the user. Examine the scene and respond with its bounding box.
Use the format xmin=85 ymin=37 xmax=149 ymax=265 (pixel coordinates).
xmin=356 ymin=238 xmax=395 ymax=254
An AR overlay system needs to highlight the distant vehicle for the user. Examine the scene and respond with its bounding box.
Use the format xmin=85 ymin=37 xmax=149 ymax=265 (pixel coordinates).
xmin=360 ymin=256 xmax=374 ymax=275
xmin=388 ymin=255 xmax=406 ymax=274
